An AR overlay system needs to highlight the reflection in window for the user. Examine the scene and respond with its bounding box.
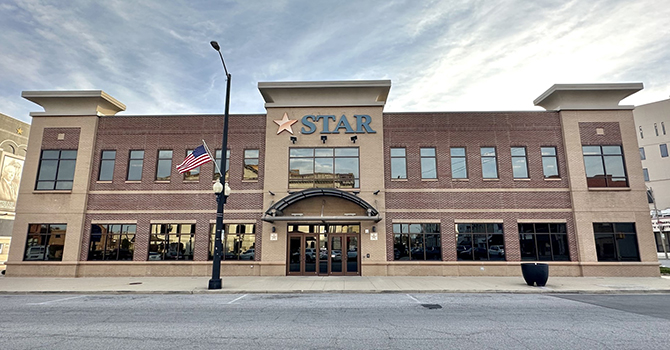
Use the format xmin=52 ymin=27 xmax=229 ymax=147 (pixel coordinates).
xmin=541 ymin=147 xmax=559 ymax=178
xmin=593 ymin=223 xmax=639 ymax=261
xmin=35 ymin=150 xmax=77 ymax=190
xmin=456 ymin=223 xmax=505 ymax=261
xmin=289 ymin=148 xmax=359 ymax=189
xmin=148 ymin=224 xmax=194 ymax=260
xmin=88 ymin=224 xmax=136 ymax=261
xmin=639 ymin=147 xmax=646 ymax=160
xmin=582 ymin=145 xmax=628 ymax=187
xmin=451 ymin=147 xmax=467 ymax=179
xmin=420 ymin=148 xmax=437 ymax=179
xmin=210 ymin=224 xmax=255 ymax=260
xmin=390 ymin=148 xmax=407 ymax=179
xmin=661 ymin=144 xmax=668 ymax=158
xmin=98 ymin=150 xmax=116 ymax=181
xmin=214 ymin=149 xmax=230 ymax=181
xmin=393 ymin=223 xmax=441 ymax=261
xmin=511 ymin=147 xmax=528 ymax=178
xmin=155 ymin=150 xmax=173 ymax=181
xmin=127 ymin=150 xmax=144 ymax=181
xmin=643 ymin=168 xmax=650 ymax=182
xmin=244 ymin=149 xmax=259 ymax=180
xmin=518 ymin=223 xmax=569 ymax=261
xmin=183 ymin=149 xmax=200 ymax=181
xmin=480 ymin=147 xmax=498 ymax=179
xmin=23 ymin=224 xmax=66 ymax=261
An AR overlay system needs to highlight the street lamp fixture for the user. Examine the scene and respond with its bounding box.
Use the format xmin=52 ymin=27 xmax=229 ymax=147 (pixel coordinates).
xmin=209 ymin=40 xmax=232 ymax=290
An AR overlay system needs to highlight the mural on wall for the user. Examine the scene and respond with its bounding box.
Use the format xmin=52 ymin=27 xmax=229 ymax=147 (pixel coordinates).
xmin=0 ymin=153 xmax=23 ymax=210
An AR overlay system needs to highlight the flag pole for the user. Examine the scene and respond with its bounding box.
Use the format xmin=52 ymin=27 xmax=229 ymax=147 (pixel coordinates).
xmin=202 ymin=139 xmax=222 ymax=175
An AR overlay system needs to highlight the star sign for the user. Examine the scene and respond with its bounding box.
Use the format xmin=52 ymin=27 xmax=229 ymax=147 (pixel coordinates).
xmin=274 ymin=112 xmax=298 ymax=135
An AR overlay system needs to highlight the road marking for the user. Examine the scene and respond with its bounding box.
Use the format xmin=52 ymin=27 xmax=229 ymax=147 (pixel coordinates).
xmin=406 ymin=294 xmax=421 ymax=303
xmin=28 ymin=296 xmax=86 ymax=305
xmin=228 ymin=294 xmax=248 ymax=304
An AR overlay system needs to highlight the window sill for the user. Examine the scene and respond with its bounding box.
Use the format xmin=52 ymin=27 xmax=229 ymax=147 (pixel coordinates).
xmin=421 ymin=178 xmax=438 ymax=182
xmin=154 ymin=181 xmax=171 ymax=184
xmin=125 ymin=181 xmax=142 ymax=184
xmin=242 ymin=179 xmax=259 ymax=183
xmin=452 ymin=178 xmax=469 ymax=182
xmin=513 ymin=178 xmax=531 ymax=181
xmin=96 ymin=181 xmax=113 ymax=184
xmin=182 ymin=180 xmax=199 ymax=183
xmin=391 ymin=178 xmax=408 ymax=182
xmin=482 ymin=178 xmax=500 ymax=181
xmin=544 ymin=178 xmax=562 ymax=181
xmin=33 ymin=190 xmax=72 ymax=194
xmin=588 ymin=187 xmax=631 ymax=191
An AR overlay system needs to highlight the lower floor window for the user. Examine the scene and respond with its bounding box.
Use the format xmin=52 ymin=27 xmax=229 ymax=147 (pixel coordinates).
xmin=518 ymin=223 xmax=569 ymax=261
xmin=393 ymin=223 xmax=441 ymax=261
xmin=89 ymin=224 xmax=136 ymax=261
xmin=594 ymin=223 xmax=640 ymax=261
xmin=149 ymin=224 xmax=194 ymax=261
xmin=456 ymin=223 xmax=505 ymax=261
xmin=24 ymin=224 xmax=66 ymax=261
xmin=209 ymin=223 xmax=255 ymax=260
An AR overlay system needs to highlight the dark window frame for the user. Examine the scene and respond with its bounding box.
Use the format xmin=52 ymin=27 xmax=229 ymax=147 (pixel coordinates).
xmin=480 ymin=147 xmax=498 ymax=179
xmin=182 ymin=149 xmax=200 ymax=182
xmin=511 ymin=146 xmax=529 ymax=179
xmin=639 ymin=147 xmax=646 ymax=160
xmin=582 ymin=145 xmax=628 ymax=188
xmin=420 ymin=147 xmax=437 ymax=179
xmin=23 ymin=223 xmax=67 ymax=261
xmin=455 ymin=223 xmax=505 ymax=261
xmin=661 ymin=144 xmax=668 ymax=158
xmin=288 ymin=147 xmax=360 ymax=189
xmin=155 ymin=150 xmax=173 ymax=181
xmin=643 ymin=168 xmax=650 ymax=182
xmin=541 ymin=146 xmax=560 ymax=178
xmin=88 ymin=224 xmax=136 ymax=261
xmin=127 ymin=150 xmax=144 ymax=181
xmin=98 ymin=150 xmax=116 ymax=181
xmin=390 ymin=147 xmax=407 ymax=179
xmin=213 ymin=149 xmax=230 ymax=181
xmin=593 ymin=222 xmax=640 ymax=262
xmin=393 ymin=223 xmax=442 ymax=261
xmin=35 ymin=149 xmax=77 ymax=190
xmin=148 ymin=223 xmax=195 ymax=261
xmin=518 ymin=223 xmax=570 ymax=261
xmin=450 ymin=147 xmax=468 ymax=179
xmin=243 ymin=149 xmax=260 ymax=181
xmin=209 ymin=223 xmax=256 ymax=261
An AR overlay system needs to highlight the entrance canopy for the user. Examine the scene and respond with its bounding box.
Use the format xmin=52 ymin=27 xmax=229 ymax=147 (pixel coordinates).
xmin=263 ymin=188 xmax=381 ymax=223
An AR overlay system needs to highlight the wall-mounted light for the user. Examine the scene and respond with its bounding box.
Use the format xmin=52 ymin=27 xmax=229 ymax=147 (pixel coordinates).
xmin=268 ymin=191 xmax=275 ymax=196
xmin=350 ymin=135 xmax=357 ymax=143
xmin=290 ymin=136 xmax=297 ymax=144
xmin=372 ymin=226 xmax=376 ymax=232
xmin=321 ymin=135 xmax=327 ymax=143
xmin=353 ymin=191 xmax=360 ymax=195
xmin=373 ymin=190 xmax=380 ymax=195
xmin=272 ymin=226 xmax=276 ymax=232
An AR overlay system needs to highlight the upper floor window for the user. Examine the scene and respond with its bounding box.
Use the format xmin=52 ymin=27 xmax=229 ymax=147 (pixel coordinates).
xmin=243 ymin=149 xmax=259 ymax=180
xmin=480 ymin=147 xmax=498 ymax=179
xmin=639 ymin=147 xmax=646 ymax=160
xmin=127 ymin=150 xmax=144 ymax=181
xmin=593 ymin=223 xmax=639 ymax=262
xmin=518 ymin=223 xmax=569 ymax=261
xmin=214 ymin=149 xmax=230 ymax=181
xmin=541 ymin=147 xmax=559 ymax=178
xmin=209 ymin=223 xmax=255 ymax=260
xmin=450 ymin=147 xmax=467 ymax=179
xmin=655 ymin=123 xmax=659 ymax=136
xmin=582 ymin=145 xmax=628 ymax=188
xmin=663 ymin=122 xmax=667 ymax=135
xmin=390 ymin=148 xmax=407 ymax=179
xmin=24 ymin=224 xmax=66 ymax=261
xmin=36 ymin=150 xmax=77 ymax=190
xmin=183 ymin=149 xmax=200 ymax=181
xmin=155 ymin=150 xmax=173 ymax=181
xmin=98 ymin=150 xmax=116 ymax=181
xmin=643 ymin=168 xmax=650 ymax=182
xmin=88 ymin=224 xmax=136 ymax=261
xmin=511 ymin=147 xmax=528 ymax=179
xmin=393 ymin=223 xmax=441 ymax=261
xmin=661 ymin=144 xmax=668 ymax=158
xmin=149 ymin=224 xmax=194 ymax=261
xmin=289 ymin=148 xmax=359 ymax=189
xmin=420 ymin=147 xmax=437 ymax=179
xmin=639 ymin=126 xmax=643 ymax=139
xmin=456 ymin=223 xmax=505 ymax=261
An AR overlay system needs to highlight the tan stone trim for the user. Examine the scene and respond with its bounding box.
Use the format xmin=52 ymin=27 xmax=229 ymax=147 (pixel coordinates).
xmin=452 ymin=178 xmax=469 ymax=181
xmin=150 ymin=219 xmax=197 ymax=224
xmin=32 ymin=190 xmax=72 ymax=194
xmin=209 ymin=219 xmax=257 ymax=224
xmin=91 ymin=220 xmax=138 ymax=224
xmin=513 ymin=178 xmax=531 ymax=181
xmin=390 ymin=178 xmax=408 ymax=182
xmin=482 ymin=178 xmax=500 ymax=181
xmin=544 ymin=178 xmax=562 ymax=181
xmin=516 ymin=218 xmax=567 ymax=223
xmin=386 ymin=188 xmax=570 ymax=193
xmin=88 ymin=189 xmax=264 ymax=194
xmin=386 ymin=208 xmax=573 ymax=213
xmin=421 ymin=178 xmax=438 ymax=182
xmin=588 ymin=187 xmax=631 ymax=191
xmin=391 ymin=219 xmax=441 ymax=224
xmin=86 ymin=209 xmax=264 ymax=214
xmin=124 ymin=181 xmax=142 ymax=184
xmin=454 ymin=219 xmax=504 ymax=223
xmin=95 ymin=181 xmax=112 ymax=184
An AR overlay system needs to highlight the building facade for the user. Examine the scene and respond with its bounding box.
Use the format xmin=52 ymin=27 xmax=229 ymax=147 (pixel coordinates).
xmin=4 ymin=82 xmax=659 ymax=277
xmin=0 ymin=113 xmax=30 ymax=272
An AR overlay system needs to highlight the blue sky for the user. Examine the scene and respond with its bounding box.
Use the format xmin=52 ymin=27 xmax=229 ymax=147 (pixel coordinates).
xmin=1 ymin=0 xmax=669 ymax=123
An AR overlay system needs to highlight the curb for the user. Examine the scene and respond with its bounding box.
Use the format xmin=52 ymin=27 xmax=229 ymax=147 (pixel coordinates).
xmin=2 ymin=289 xmax=670 ymax=295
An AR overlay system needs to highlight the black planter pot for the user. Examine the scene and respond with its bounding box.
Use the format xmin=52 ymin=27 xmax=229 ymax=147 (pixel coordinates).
xmin=521 ymin=263 xmax=549 ymax=287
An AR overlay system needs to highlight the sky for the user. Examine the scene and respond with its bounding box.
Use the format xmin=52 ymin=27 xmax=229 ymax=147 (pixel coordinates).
xmin=1 ymin=0 xmax=669 ymax=123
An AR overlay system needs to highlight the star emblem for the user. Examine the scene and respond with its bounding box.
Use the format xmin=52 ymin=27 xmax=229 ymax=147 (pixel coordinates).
xmin=274 ymin=112 xmax=298 ymax=135
xmin=16 ymin=127 xmax=23 ymax=135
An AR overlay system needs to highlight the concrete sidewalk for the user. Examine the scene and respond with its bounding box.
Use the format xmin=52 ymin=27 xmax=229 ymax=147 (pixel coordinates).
xmin=2 ymin=275 xmax=670 ymax=294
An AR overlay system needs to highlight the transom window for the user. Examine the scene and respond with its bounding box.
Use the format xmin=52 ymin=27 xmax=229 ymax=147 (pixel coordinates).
xmin=582 ymin=145 xmax=628 ymax=187
xmin=393 ymin=223 xmax=441 ymax=261
xmin=88 ymin=224 xmax=136 ymax=261
xmin=98 ymin=150 xmax=116 ymax=181
xmin=36 ymin=150 xmax=77 ymax=190
xmin=24 ymin=224 xmax=66 ymax=261
xmin=289 ymin=148 xmax=359 ymax=189
xmin=149 ymin=224 xmax=194 ymax=261
xmin=209 ymin=223 xmax=255 ymax=260
xmin=518 ymin=223 xmax=569 ymax=261
xmin=593 ymin=223 xmax=639 ymax=261
xmin=456 ymin=223 xmax=505 ymax=261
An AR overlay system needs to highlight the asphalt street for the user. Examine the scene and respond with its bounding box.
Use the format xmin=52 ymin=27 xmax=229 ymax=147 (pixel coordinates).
xmin=1 ymin=293 xmax=670 ymax=349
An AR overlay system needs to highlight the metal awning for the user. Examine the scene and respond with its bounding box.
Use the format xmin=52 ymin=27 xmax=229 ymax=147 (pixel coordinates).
xmin=263 ymin=188 xmax=381 ymax=223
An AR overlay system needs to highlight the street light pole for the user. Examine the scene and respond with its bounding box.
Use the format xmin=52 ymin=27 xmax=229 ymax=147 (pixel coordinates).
xmin=209 ymin=40 xmax=231 ymax=290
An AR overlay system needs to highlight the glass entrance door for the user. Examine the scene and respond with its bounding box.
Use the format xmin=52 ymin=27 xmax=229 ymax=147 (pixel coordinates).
xmin=287 ymin=224 xmax=360 ymax=276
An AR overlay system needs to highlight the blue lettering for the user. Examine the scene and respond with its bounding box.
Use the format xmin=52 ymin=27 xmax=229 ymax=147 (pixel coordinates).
xmin=355 ymin=115 xmax=376 ymax=133
xmin=316 ymin=115 xmax=337 ymax=134
xmin=334 ymin=115 xmax=355 ymax=134
xmin=301 ymin=115 xmax=317 ymax=134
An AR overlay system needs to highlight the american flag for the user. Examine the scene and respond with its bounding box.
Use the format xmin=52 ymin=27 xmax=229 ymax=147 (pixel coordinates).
xmin=176 ymin=145 xmax=213 ymax=174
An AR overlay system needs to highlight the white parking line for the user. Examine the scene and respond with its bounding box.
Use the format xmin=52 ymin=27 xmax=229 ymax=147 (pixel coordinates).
xmin=406 ymin=294 xmax=421 ymax=303
xmin=28 ymin=295 xmax=86 ymax=305
xmin=228 ymin=294 xmax=248 ymax=304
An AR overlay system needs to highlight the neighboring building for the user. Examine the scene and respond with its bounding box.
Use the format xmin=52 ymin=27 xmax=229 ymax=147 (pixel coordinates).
xmin=0 ymin=113 xmax=30 ymax=272
xmin=4 ymin=82 xmax=659 ymax=278
xmin=634 ymin=97 xmax=670 ymax=252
